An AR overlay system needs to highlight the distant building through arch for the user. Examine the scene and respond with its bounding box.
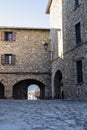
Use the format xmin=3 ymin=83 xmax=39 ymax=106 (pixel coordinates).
xmin=28 ymin=84 xmax=40 ymax=100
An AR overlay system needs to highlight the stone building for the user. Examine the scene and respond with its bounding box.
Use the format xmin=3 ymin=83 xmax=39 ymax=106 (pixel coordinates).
xmin=46 ymin=0 xmax=87 ymax=101
xmin=0 ymin=27 xmax=51 ymax=99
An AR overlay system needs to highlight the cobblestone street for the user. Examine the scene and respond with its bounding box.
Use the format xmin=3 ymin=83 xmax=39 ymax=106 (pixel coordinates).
xmin=0 ymin=100 xmax=87 ymax=130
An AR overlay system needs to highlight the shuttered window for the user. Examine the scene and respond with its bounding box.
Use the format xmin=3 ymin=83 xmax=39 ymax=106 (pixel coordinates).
xmin=1 ymin=54 xmax=15 ymax=65
xmin=12 ymin=32 xmax=16 ymax=41
xmin=1 ymin=31 xmax=16 ymax=41
xmin=76 ymin=60 xmax=83 ymax=83
xmin=1 ymin=32 xmax=5 ymax=41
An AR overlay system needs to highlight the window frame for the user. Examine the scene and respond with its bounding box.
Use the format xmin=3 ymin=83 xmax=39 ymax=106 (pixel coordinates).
xmin=5 ymin=32 xmax=13 ymax=41
xmin=1 ymin=54 xmax=15 ymax=65
xmin=76 ymin=60 xmax=83 ymax=84
xmin=75 ymin=22 xmax=81 ymax=45
xmin=5 ymin=54 xmax=12 ymax=64
xmin=1 ymin=31 xmax=16 ymax=42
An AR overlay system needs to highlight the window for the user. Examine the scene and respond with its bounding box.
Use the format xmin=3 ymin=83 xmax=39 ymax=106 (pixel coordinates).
xmin=1 ymin=54 xmax=15 ymax=65
xmin=5 ymin=54 xmax=12 ymax=64
xmin=75 ymin=22 xmax=81 ymax=44
xmin=1 ymin=31 xmax=16 ymax=41
xmin=75 ymin=0 xmax=79 ymax=7
xmin=76 ymin=60 xmax=83 ymax=83
xmin=5 ymin=32 xmax=13 ymax=41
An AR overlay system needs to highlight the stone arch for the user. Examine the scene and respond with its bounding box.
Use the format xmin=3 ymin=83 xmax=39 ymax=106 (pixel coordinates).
xmin=54 ymin=70 xmax=64 ymax=99
xmin=0 ymin=83 xmax=5 ymax=99
xmin=13 ymin=79 xmax=45 ymax=99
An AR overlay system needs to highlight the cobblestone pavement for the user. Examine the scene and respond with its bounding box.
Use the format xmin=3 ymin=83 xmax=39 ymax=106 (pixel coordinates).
xmin=0 ymin=100 xmax=87 ymax=130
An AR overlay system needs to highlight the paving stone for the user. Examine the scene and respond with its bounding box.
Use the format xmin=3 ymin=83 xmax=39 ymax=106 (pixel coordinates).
xmin=0 ymin=100 xmax=87 ymax=130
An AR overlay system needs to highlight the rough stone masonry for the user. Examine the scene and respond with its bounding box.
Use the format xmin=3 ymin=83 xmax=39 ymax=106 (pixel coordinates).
xmin=0 ymin=27 xmax=51 ymax=99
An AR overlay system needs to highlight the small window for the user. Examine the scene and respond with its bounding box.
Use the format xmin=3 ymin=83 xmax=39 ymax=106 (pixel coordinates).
xmin=5 ymin=54 xmax=12 ymax=64
xmin=75 ymin=22 xmax=81 ymax=44
xmin=1 ymin=31 xmax=16 ymax=41
xmin=76 ymin=60 xmax=83 ymax=83
xmin=1 ymin=54 xmax=15 ymax=65
xmin=5 ymin=32 xmax=13 ymax=41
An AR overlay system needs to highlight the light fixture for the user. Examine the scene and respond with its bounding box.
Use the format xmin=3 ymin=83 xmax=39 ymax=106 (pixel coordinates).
xmin=43 ymin=42 xmax=48 ymax=51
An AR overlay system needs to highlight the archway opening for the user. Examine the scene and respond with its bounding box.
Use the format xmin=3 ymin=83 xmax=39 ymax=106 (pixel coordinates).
xmin=54 ymin=70 xmax=63 ymax=99
xmin=28 ymin=84 xmax=40 ymax=100
xmin=0 ymin=83 xmax=4 ymax=99
xmin=13 ymin=79 xmax=45 ymax=99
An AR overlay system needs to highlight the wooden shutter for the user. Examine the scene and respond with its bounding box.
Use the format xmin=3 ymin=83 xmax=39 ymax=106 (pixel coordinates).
xmin=1 ymin=32 xmax=5 ymax=41
xmin=12 ymin=55 xmax=15 ymax=65
xmin=12 ymin=32 xmax=16 ymax=41
xmin=1 ymin=55 xmax=5 ymax=65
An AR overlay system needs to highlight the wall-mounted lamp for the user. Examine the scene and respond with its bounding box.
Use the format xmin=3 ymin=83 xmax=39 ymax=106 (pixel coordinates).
xmin=43 ymin=42 xmax=49 ymax=51
xmin=43 ymin=40 xmax=53 ymax=61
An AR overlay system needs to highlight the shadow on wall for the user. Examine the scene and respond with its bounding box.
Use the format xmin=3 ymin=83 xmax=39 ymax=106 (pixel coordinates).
xmin=0 ymin=83 xmax=5 ymax=99
xmin=54 ymin=70 xmax=64 ymax=99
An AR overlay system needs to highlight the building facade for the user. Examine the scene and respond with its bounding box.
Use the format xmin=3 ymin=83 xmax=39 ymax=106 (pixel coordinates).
xmin=0 ymin=27 xmax=51 ymax=99
xmin=46 ymin=0 xmax=87 ymax=101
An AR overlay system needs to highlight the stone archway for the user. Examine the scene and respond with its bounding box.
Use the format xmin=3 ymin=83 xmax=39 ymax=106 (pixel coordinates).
xmin=0 ymin=83 xmax=4 ymax=99
xmin=54 ymin=70 xmax=63 ymax=99
xmin=13 ymin=79 xmax=45 ymax=99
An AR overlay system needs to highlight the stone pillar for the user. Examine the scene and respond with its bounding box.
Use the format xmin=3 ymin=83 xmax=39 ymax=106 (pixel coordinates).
xmin=52 ymin=83 xmax=54 ymax=99
xmin=5 ymin=85 xmax=13 ymax=99
xmin=51 ymin=73 xmax=55 ymax=99
xmin=45 ymin=85 xmax=51 ymax=99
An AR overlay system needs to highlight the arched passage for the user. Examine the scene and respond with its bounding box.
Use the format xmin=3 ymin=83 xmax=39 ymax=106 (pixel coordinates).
xmin=0 ymin=83 xmax=4 ymax=99
xmin=13 ymin=79 xmax=45 ymax=99
xmin=54 ymin=70 xmax=63 ymax=99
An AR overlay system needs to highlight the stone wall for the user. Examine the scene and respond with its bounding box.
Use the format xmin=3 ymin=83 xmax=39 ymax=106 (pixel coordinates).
xmin=50 ymin=0 xmax=63 ymax=59
xmin=50 ymin=0 xmax=64 ymax=98
xmin=50 ymin=0 xmax=87 ymax=101
xmin=63 ymin=0 xmax=87 ymax=101
xmin=0 ymin=27 xmax=51 ymax=99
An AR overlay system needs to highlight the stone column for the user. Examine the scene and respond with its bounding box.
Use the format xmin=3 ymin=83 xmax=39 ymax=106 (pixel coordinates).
xmin=52 ymin=80 xmax=54 ymax=99
xmin=5 ymin=85 xmax=13 ymax=99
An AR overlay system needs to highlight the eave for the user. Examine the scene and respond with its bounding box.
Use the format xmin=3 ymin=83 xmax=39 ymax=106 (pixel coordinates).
xmin=46 ymin=0 xmax=52 ymax=14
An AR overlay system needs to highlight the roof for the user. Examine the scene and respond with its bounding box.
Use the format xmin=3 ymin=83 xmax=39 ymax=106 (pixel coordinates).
xmin=0 ymin=26 xmax=50 ymax=31
xmin=46 ymin=0 xmax=52 ymax=14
